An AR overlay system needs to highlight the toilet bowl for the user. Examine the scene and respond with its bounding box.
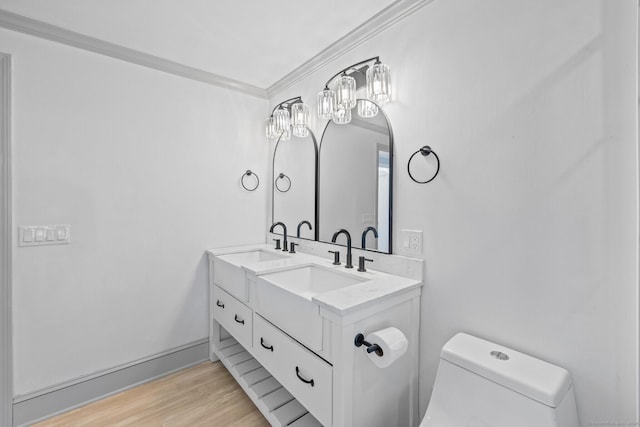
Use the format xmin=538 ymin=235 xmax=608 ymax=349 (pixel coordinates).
xmin=420 ymin=333 xmax=579 ymax=427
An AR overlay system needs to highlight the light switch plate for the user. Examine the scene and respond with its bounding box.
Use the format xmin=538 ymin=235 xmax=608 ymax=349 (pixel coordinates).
xmin=19 ymin=225 xmax=70 ymax=247
xmin=399 ymin=229 xmax=423 ymax=256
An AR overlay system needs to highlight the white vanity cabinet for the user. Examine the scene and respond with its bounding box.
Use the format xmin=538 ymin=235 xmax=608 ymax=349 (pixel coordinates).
xmin=212 ymin=285 xmax=253 ymax=349
xmin=253 ymin=313 xmax=333 ymax=426
xmin=207 ymin=246 xmax=423 ymax=427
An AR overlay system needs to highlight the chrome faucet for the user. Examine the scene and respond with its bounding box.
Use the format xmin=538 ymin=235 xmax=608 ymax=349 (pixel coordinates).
xmin=361 ymin=226 xmax=378 ymax=249
xmin=269 ymin=222 xmax=288 ymax=252
xmin=297 ymin=220 xmax=312 ymax=238
xmin=331 ymin=229 xmax=353 ymax=268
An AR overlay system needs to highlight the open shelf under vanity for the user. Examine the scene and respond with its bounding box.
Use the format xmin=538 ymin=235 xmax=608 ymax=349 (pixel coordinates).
xmin=217 ymin=336 xmax=322 ymax=427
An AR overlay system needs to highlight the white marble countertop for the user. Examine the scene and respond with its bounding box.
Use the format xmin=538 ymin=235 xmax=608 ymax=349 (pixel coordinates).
xmin=206 ymin=244 xmax=422 ymax=316
xmin=312 ymin=270 xmax=420 ymax=316
xmin=207 ymin=243 xmax=278 ymax=257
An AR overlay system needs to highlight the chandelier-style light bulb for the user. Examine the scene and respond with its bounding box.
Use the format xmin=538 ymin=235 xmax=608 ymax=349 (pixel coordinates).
xmin=291 ymin=102 xmax=309 ymax=138
xmin=265 ymin=116 xmax=278 ymax=139
xmin=357 ymin=99 xmax=379 ymax=118
xmin=335 ymin=73 xmax=356 ymax=110
xmin=273 ymin=108 xmax=290 ymax=133
xmin=291 ymin=102 xmax=308 ymax=127
xmin=317 ymin=87 xmax=335 ymax=120
xmin=366 ymin=60 xmax=391 ymax=103
xmin=333 ymin=106 xmax=352 ymax=125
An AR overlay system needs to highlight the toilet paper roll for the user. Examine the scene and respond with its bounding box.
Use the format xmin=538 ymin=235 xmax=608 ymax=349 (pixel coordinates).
xmin=365 ymin=327 xmax=409 ymax=368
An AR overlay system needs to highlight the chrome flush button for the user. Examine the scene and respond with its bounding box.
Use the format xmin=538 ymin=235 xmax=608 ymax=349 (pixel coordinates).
xmin=490 ymin=351 xmax=509 ymax=361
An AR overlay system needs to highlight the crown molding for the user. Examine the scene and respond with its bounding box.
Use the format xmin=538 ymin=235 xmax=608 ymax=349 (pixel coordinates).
xmin=0 ymin=9 xmax=268 ymax=99
xmin=0 ymin=1 xmax=434 ymax=101
xmin=266 ymin=0 xmax=435 ymax=97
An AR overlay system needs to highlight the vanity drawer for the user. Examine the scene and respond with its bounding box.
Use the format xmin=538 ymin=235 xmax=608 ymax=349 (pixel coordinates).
xmin=213 ymin=285 xmax=252 ymax=348
xmin=253 ymin=314 xmax=332 ymax=426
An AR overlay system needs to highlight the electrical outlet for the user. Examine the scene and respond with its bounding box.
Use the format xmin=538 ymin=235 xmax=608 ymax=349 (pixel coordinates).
xmin=409 ymin=234 xmax=420 ymax=250
xmin=400 ymin=229 xmax=422 ymax=256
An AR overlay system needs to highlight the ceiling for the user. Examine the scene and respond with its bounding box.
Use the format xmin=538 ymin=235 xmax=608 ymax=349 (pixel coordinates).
xmin=0 ymin=0 xmax=397 ymax=89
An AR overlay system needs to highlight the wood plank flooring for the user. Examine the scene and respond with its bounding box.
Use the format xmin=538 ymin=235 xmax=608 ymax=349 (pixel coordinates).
xmin=33 ymin=361 xmax=270 ymax=427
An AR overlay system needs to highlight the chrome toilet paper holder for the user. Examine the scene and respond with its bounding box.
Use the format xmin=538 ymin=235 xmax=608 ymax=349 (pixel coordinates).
xmin=354 ymin=333 xmax=384 ymax=357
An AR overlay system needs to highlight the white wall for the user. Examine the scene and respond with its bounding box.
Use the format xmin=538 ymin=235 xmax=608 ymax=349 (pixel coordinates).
xmin=0 ymin=28 xmax=268 ymax=396
xmin=272 ymin=0 xmax=638 ymax=424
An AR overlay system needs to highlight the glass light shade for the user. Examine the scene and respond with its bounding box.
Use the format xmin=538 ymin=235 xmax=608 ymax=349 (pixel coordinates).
xmin=357 ymin=99 xmax=379 ymax=118
xmin=293 ymin=125 xmax=309 ymax=138
xmin=273 ymin=108 xmax=291 ymax=132
xmin=265 ymin=116 xmax=278 ymax=139
xmin=366 ymin=62 xmax=391 ymax=103
xmin=332 ymin=106 xmax=352 ymax=125
xmin=317 ymin=88 xmax=335 ymax=120
xmin=335 ymin=74 xmax=356 ymax=110
xmin=292 ymin=102 xmax=309 ymax=138
xmin=279 ymin=127 xmax=291 ymax=141
xmin=291 ymin=102 xmax=309 ymax=128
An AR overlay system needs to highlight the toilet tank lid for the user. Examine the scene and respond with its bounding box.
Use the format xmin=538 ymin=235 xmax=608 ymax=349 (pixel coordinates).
xmin=440 ymin=333 xmax=573 ymax=408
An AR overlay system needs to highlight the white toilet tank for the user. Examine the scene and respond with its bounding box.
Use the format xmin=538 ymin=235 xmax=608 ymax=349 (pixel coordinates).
xmin=422 ymin=333 xmax=579 ymax=427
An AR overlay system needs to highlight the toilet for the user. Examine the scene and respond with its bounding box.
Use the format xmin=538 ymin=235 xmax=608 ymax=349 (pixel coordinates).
xmin=421 ymin=333 xmax=579 ymax=427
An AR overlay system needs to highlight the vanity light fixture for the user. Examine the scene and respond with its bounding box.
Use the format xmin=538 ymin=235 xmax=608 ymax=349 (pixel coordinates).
xmin=366 ymin=60 xmax=391 ymax=103
xmin=335 ymin=73 xmax=357 ymax=110
xmin=265 ymin=116 xmax=278 ymax=140
xmin=333 ymin=106 xmax=352 ymax=125
xmin=358 ymin=99 xmax=379 ymax=118
xmin=317 ymin=56 xmax=391 ymax=124
xmin=265 ymin=96 xmax=309 ymax=141
xmin=273 ymin=109 xmax=291 ymax=141
xmin=291 ymin=102 xmax=309 ymax=138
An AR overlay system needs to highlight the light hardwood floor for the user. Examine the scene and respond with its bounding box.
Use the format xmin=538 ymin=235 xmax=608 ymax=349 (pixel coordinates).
xmin=33 ymin=361 xmax=270 ymax=427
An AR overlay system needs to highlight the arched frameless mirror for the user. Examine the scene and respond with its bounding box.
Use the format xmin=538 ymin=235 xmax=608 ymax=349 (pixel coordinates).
xmin=271 ymin=131 xmax=318 ymax=240
xmin=318 ymin=99 xmax=392 ymax=253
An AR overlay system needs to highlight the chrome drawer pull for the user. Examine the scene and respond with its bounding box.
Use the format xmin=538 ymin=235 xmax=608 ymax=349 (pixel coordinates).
xmin=216 ymin=300 xmax=225 ymax=308
xmin=295 ymin=366 xmax=315 ymax=387
xmin=234 ymin=315 xmax=245 ymax=325
xmin=260 ymin=337 xmax=274 ymax=352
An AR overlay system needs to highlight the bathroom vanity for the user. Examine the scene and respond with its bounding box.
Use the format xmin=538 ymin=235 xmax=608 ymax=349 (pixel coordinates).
xmin=207 ymin=244 xmax=423 ymax=427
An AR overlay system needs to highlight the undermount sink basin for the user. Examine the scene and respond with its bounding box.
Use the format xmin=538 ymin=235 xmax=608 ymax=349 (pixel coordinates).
xmin=254 ymin=264 xmax=368 ymax=351
xmin=213 ymin=249 xmax=289 ymax=301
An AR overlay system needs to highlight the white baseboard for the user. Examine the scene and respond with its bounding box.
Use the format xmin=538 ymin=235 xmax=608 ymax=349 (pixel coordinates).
xmin=12 ymin=339 xmax=209 ymax=427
